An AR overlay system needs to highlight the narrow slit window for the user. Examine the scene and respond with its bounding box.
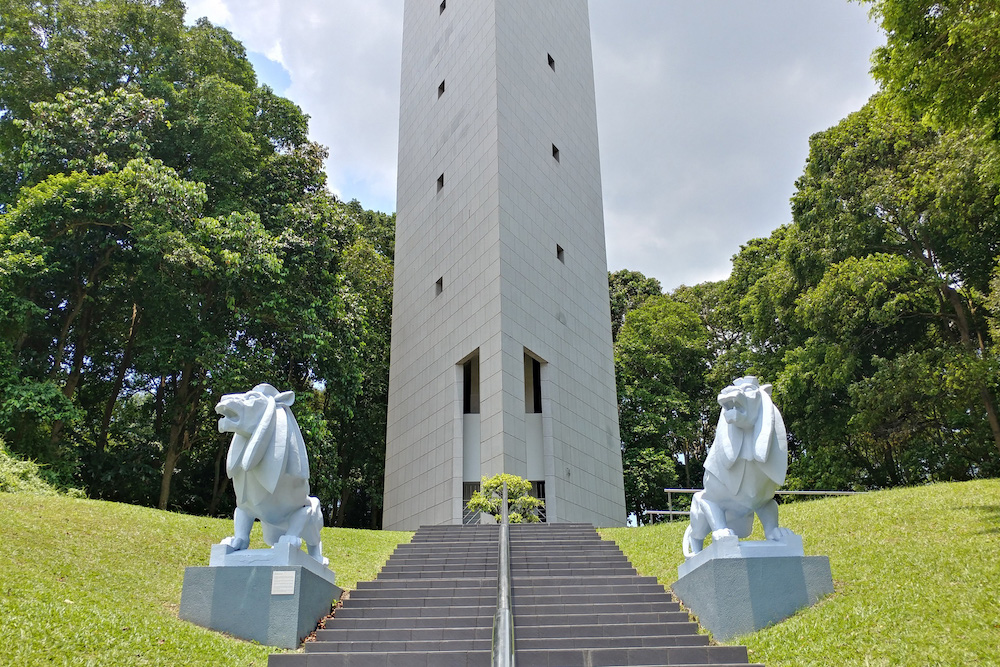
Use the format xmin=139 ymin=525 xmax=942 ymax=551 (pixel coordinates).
xmin=437 ymin=173 xmax=445 ymax=192
xmin=463 ymin=357 xmax=480 ymax=414
xmin=552 ymin=144 xmax=560 ymax=162
xmin=438 ymin=80 xmax=445 ymax=98
xmin=524 ymin=353 xmax=542 ymax=414
xmin=440 ymin=0 xmax=446 ymax=14
xmin=435 ymin=276 xmax=443 ymax=295
xmin=556 ymin=244 xmax=564 ymax=263
xmin=547 ymin=53 xmax=555 ymax=71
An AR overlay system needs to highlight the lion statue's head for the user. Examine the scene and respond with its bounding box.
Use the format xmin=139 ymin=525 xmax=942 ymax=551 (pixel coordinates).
xmin=706 ymin=376 xmax=787 ymax=496
xmin=216 ymin=383 xmax=309 ymax=507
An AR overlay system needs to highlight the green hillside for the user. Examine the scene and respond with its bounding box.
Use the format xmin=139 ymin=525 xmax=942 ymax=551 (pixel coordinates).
xmin=2 ymin=480 xmax=997 ymax=666
xmin=0 ymin=493 xmax=411 ymax=666
xmin=601 ymin=479 xmax=1000 ymax=666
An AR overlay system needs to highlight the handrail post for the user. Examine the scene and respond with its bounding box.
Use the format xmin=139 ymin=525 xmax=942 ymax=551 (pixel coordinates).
xmin=492 ymin=480 xmax=515 ymax=667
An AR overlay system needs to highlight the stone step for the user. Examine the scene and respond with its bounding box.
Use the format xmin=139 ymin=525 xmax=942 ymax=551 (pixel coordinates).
xmin=514 ymin=645 xmax=755 ymax=667
xmin=513 ymin=605 xmax=685 ymax=620
xmin=510 ymin=553 xmax=630 ymax=562
xmin=314 ymin=626 xmax=493 ymax=642
xmin=510 ymin=567 xmax=638 ymax=577
xmin=345 ymin=594 xmax=496 ymax=608
xmin=375 ymin=570 xmax=498 ymax=580
xmin=378 ymin=563 xmax=498 ymax=572
xmin=392 ymin=544 xmax=497 ymax=551
xmin=511 ymin=575 xmax=659 ymax=587
xmin=335 ymin=605 xmax=493 ymax=619
xmin=385 ymin=555 xmax=496 ymax=563
xmin=514 ymin=634 xmax=709 ymax=650
xmin=515 ymin=610 xmax=691 ymax=626
xmin=355 ymin=578 xmax=493 ymax=590
xmin=269 ymin=650 xmax=491 ymax=666
xmin=331 ymin=612 xmax=492 ymax=627
xmin=516 ymin=533 xmax=619 ymax=550
xmin=514 ymin=621 xmax=702 ymax=640
xmin=304 ymin=638 xmax=493 ymax=653
xmin=512 ymin=583 xmax=665 ymax=596
xmin=348 ymin=586 xmax=495 ymax=599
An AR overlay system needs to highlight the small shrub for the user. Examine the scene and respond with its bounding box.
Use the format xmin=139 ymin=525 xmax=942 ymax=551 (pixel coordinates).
xmin=0 ymin=439 xmax=84 ymax=496
xmin=466 ymin=473 xmax=544 ymax=523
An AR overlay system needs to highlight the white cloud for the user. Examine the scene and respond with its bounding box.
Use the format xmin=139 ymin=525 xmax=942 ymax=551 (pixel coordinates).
xmin=182 ymin=0 xmax=883 ymax=290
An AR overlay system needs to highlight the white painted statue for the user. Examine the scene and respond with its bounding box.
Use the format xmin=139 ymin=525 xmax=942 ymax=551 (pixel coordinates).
xmin=683 ymin=376 xmax=795 ymax=557
xmin=215 ymin=383 xmax=326 ymax=564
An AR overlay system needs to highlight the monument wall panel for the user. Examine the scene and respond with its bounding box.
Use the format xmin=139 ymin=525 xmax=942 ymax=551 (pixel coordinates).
xmin=384 ymin=0 xmax=625 ymax=529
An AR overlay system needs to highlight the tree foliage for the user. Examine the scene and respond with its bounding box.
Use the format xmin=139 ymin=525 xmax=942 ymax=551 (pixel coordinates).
xmin=608 ymin=2 xmax=1000 ymax=496
xmin=466 ymin=473 xmax=544 ymax=524
xmin=862 ymin=0 xmax=1000 ymax=135
xmin=0 ymin=0 xmax=394 ymax=526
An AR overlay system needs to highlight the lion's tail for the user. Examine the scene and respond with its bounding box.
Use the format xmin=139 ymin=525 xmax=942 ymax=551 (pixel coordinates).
xmin=682 ymin=524 xmax=695 ymax=559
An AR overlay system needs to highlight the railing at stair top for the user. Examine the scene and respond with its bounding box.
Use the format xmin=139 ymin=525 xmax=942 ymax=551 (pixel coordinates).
xmin=642 ymin=487 xmax=866 ymax=521
xmin=491 ymin=481 xmax=515 ymax=667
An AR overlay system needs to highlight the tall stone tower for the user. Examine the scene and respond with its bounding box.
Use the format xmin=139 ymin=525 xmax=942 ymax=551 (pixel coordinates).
xmin=383 ymin=0 xmax=626 ymax=530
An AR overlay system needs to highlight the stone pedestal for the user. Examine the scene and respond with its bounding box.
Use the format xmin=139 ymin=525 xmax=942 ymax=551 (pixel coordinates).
xmin=671 ymin=535 xmax=833 ymax=641
xmin=180 ymin=544 xmax=340 ymax=649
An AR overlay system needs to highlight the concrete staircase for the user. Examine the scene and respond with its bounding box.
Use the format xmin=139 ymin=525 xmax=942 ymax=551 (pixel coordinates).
xmin=509 ymin=523 xmax=760 ymax=666
xmin=268 ymin=523 xmax=763 ymax=667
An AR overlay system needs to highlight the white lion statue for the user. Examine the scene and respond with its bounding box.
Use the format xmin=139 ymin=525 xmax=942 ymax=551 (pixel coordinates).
xmin=215 ymin=383 xmax=326 ymax=564
xmin=683 ymin=376 xmax=795 ymax=557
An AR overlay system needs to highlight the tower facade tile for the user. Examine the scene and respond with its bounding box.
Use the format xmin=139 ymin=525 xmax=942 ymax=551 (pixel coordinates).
xmin=384 ymin=0 xmax=625 ymax=529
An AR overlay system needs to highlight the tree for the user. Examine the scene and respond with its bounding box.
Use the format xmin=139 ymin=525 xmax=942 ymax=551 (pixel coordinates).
xmin=466 ymin=473 xmax=544 ymax=523
xmin=609 ymin=269 xmax=662 ymax=343
xmin=0 ymin=2 xmax=394 ymax=521
xmin=718 ymin=94 xmax=1000 ymax=489
xmin=615 ymin=295 xmax=711 ymax=490
xmin=621 ymin=447 xmax=678 ymax=524
xmin=790 ymin=98 xmax=1000 ymax=456
xmin=861 ymin=0 xmax=1000 ymax=135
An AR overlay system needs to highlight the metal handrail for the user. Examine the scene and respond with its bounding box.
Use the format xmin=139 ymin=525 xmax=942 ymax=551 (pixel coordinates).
xmin=491 ymin=481 xmax=515 ymax=667
xmin=645 ymin=488 xmax=865 ymax=522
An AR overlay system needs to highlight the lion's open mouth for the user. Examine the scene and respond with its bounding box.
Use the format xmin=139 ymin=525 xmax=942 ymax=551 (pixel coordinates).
xmin=216 ymin=403 xmax=240 ymax=419
xmin=216 ymin=402 xmax=241 ymax=432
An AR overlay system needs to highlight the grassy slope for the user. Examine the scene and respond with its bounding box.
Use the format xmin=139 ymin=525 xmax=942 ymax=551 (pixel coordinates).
xmin=0 ymin=494 xmax=411 ymax=666
xmin=3 ymin=481 xmax=997 ymax=666
xmin=600 ymin=479 xmax=1000 ymax=667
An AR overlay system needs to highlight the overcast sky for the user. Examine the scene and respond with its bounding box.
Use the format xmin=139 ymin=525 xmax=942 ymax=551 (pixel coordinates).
xmin=183 ymin=0 xmax=884 ymax=292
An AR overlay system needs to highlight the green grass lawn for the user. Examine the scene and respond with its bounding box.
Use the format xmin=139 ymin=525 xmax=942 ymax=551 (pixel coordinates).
xmin=0 ymin=493 xmax=411 ymax=666
xmin=2 ymin=480 xmax=997 ymax=666
xmin=600 ymin=478 xmax=1000 ymax=666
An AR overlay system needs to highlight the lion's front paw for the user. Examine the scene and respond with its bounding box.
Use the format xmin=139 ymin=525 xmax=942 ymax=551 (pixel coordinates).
xmin=277 ymin=535 xmax=303 ymax=548
xmin=711 ymin=528 xmax=737 ymax=541
xmin=765 ymin=526 xmax=795 ymax=541
xmin=221 ymin=536 xmax=249 ymax=551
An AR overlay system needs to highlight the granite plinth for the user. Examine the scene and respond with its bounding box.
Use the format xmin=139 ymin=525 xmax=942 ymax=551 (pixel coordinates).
xmin=672 ymin=537 xmax=832 ymax=642
xmin=679 ymin=533 xmax=804 ymax=578
xmin=180 ymin=545 xmax=340 ymax=649
xmin=209 ymin=542 xmax=334 ymax=582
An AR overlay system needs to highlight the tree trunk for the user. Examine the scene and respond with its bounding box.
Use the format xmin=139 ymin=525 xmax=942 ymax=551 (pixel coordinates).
xmin=207 ymin=439 xmax=229 ymax=516
xmin=159 ymin=445 xmax=181 ymax=512
xmin=158 ymin=362 xmax=199 ymax=510
xmin=154 ymin=375 xmax=166 ymax=433
xmin=938 ymin=283 xmax=1000 ymax=455
xmin=335 ymin=485 xmax=352 ymax=527
xmin=97 ymin=302 xmax=141 ymax=451
xmin=49 ymin=247 xmax=113 ymax=380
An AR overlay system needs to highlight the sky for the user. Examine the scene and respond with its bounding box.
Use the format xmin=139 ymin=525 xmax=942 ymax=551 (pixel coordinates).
xmin=183 ymin=0 xmax=885 ymax=292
